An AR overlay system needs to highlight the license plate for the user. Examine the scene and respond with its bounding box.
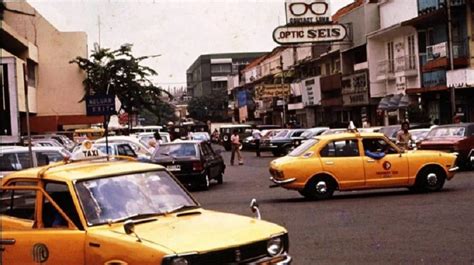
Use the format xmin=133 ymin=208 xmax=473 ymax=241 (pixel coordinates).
xmin=167 ymin=165 xmax=181 ymax=171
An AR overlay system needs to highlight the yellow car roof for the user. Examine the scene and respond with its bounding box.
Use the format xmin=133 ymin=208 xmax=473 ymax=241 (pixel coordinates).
xmin=2 ymin=160 xmax=164 ymax=183
xmin=316 ymin=132 xmax=385 ymax=141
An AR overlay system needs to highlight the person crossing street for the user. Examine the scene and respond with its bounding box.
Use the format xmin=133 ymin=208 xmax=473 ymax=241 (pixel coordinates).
xmin=252 ymin=126 xmax=263 ymax=157
xmin=230 ymin=129 xmax=243 ymax=165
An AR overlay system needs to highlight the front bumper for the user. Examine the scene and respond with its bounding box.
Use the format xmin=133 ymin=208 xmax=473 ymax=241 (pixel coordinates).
xmin=269 ymin=177 xmax=296 ymax=188
xmin=253 ymin=253 xmax=292 ymax=264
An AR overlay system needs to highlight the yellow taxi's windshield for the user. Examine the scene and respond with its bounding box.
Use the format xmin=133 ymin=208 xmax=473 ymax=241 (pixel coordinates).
xmin=75 ymin=170 xmax=197 ymax=226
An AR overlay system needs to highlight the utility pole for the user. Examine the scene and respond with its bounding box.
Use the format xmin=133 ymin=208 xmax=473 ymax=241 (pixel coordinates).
xmin=447 ymin=0 xmax=456 ymax=118
xmin=280 ymin=55 xmax=286 ymax=127
xmin=23 ymin=64 xmax=33 ymax=167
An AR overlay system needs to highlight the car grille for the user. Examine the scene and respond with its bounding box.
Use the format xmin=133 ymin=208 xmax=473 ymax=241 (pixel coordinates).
xmin=189 ymin=239 xmax=268 ymax=264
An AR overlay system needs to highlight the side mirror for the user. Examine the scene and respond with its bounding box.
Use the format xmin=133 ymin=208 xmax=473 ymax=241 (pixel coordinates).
xmin=124 ymin=220 xmax=135 ymax=235
xmin=250 ymin=198 xmax=261 ymax=220
xmin=124 ymin=220 xmax=142 ymax=242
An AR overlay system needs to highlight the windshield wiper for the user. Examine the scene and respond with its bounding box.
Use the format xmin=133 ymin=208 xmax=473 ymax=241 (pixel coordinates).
xmin=165 ymin=205 xmax=200 ymax=214
xmin=109 ymin=212 xmax=161 ymax=224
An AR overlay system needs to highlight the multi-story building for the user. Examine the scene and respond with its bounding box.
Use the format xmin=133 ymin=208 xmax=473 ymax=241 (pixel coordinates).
xmin=1 ymin=1 xmax=100 ymax=143
xmin=186 ymin=52 xmax=267 ymax=98
xmin=403 ymin=0 xmax=473 ymax=123
xmin=367 ymin=0 xmax=421 ymax=125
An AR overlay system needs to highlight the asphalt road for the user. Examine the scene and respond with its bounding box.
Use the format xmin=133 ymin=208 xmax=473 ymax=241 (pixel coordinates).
xmin=192 ymin=146 xmax=474 ymax=265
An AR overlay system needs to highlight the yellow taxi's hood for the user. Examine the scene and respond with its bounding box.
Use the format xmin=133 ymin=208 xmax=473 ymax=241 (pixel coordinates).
xmin=96 ymin=209 xmax=286 ymax=254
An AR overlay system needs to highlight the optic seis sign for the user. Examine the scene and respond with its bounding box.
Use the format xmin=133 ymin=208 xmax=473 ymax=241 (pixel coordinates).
xmin=274 ymin=0 xmax=347 ymax=44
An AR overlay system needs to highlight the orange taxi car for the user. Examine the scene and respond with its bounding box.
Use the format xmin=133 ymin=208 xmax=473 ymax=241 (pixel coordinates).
xmin=269 ymin=132 xmax=458 ymax=200
xmin=1 ymin=158 xmax=291 ymax=264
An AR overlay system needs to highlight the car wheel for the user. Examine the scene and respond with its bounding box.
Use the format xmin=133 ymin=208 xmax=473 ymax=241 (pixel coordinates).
xmin=216 ymin=172 xmax=223 ymax=184
xmin=416 ymin=167 xmax=446 ymax=192
xmin=201 ymin=173 xmax=210 ymax=190
xmin=283 ymin=145 xmax=293 ymax=155
xmin=300 ymin=177 xmax=336 ymax=200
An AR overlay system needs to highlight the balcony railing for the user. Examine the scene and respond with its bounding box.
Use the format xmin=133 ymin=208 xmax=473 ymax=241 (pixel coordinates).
xmin=395 ymin=56 xmax=417 ymax=72
xmin=376 ymin=60 xmax=395 ymax=77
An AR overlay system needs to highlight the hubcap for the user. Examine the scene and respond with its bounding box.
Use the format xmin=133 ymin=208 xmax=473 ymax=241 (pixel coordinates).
xmin=316 ymin=181 xmax=327 ymax=194
xmin=427 ymin=173 xmax=438 ymax=186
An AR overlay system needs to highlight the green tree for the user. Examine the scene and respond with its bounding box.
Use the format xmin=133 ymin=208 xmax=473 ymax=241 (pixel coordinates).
xmin=70 ymin=44 xmax=172 ymax=127
xmin=187 ymin=90 xmax=229 ymax=122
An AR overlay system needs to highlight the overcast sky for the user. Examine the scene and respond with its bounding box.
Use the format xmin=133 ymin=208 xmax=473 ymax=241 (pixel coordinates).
xmin=28 ymin=0 xmax=353 ymax=90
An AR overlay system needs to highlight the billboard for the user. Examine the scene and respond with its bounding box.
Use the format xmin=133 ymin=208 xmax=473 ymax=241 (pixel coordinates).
xmin=255 ymin=84 xmax=291 ymax=99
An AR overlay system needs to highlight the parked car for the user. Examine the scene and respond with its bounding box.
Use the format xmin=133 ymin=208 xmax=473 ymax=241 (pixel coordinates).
xmin=25 ymin=134 xmax=76 ymax=151
xmin=419 ymin=123 xmax=474 ymax=170
xmin=0 ymin=146 xmax=71 ymax=178
xmin=219 ymin=124 xmax=252 ymax=151
xmin=1 ymin=159 xmax=291 ymax=264
xmin=269 ymin=132 xmax=458 ymax=200
xmin=31 ymin=139 xmax=64 ymax=148
xmin=409 ymin=128 xmax=431 ymax=148
xmin=292 ymin=127 xmax=329 ymax=147
xmin=95 ymin=136 xmax=152 ymax=158
xmin=135 ymin=132 xmax=171 ymax=148
xmin=242 ymin=129 xmax=282 ymax=150
xmin=93 ymin=142 xmax=138 ymax=158
xmin=262 ymin=128 xmax=307 ymax=156
xmin=379 ymin=123 xmax=430 ymax=142
xmin=151 ymin=140 xmax=225 ymax=190
xmin=190 ymin=132 xmax=211 ymax=142
xmin=320 ymin=128 xmax=348 ymax=135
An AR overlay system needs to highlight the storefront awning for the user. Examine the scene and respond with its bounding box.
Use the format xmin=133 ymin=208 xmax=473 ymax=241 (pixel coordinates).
xmin=377 ymin=94 xmax=412 ymax=110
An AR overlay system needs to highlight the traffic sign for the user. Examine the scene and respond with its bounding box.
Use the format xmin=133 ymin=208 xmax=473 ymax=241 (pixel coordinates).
xmin=86 ymin=94 xmax=116 ymax=116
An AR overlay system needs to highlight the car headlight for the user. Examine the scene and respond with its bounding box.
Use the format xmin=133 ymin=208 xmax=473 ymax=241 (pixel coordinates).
xmin=162 ymin=253 xmax=196 ymax=265
xmin=267 ymin=236 xmax=284 ymax=256
xmin=169 ymin=257 xmax=189 ymax=265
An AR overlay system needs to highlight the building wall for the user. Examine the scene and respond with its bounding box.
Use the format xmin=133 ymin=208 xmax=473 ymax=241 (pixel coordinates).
xmin=3 ymin=1 xmax=88 ymax=117
xmin=379 ymin=0 xmax=418 ymax=29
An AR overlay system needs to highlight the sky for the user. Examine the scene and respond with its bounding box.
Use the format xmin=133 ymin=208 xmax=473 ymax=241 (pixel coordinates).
xmin=28 ymin=0 xmax=353 ymax=90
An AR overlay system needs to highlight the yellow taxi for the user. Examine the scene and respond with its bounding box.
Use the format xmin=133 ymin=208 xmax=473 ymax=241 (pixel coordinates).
xmin=269 ymin=131 xmax=458 ymax=200
xmin=1 ymin=158 xmax=291 ymax=264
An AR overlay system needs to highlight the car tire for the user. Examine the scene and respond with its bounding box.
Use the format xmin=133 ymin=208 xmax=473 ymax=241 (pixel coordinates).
xmin=216 ymin=172 xmax=223 ymax=184
xmin=415 ymin=167 xmax=446 ymax=192
xmin=201 ymin=173 xmax=210 ymax=190
xmin=300 ymin=176 xmax=336 ymax=200
xmin=283 ymin=145 xmax=293 ymax=155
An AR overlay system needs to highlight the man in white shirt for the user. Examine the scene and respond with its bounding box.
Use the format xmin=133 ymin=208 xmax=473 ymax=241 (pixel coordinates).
xmin=252 ymin=126 xmax=263 ymax=157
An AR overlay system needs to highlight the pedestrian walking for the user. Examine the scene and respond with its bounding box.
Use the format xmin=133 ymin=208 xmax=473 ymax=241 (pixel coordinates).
xmin=252 ymin=126 xmax=263 ymax=157
xmin=396 ymin=121 xmax=413 ymax=151
xmin=230 ymin=129 xmax=243 ymax=165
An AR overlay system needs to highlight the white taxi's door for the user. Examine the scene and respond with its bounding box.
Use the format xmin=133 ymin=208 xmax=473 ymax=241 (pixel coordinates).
xmin=1 ymin=186 xmax=86 ymax=265
xmin=361 ymin=137 xmax=409 ymax=187
xmin=319 ymin=139 xmax=365 ymax=189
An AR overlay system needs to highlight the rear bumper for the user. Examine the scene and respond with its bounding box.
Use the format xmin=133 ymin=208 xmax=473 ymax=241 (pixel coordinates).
xmin=172 ymin=171 xmax=205 ymax=186
xmin=269 ymin=177 xmax=296 ymax=188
